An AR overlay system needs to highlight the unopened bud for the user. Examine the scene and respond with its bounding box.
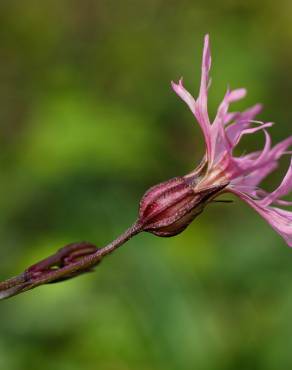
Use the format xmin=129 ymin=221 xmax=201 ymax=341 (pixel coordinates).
xmin=27 ymin=242 xmax=99 ymax=282
xmin=138 ymin=176 xmax=227 ymax=237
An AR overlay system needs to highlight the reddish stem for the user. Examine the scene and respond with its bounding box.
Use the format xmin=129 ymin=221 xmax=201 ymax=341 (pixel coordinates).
xmin=0 ymin=221 xmax=142 ymax=300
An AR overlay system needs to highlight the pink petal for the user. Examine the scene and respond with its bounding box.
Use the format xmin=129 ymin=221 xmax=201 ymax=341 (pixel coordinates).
xmin=232 ymin=162 xmax=278 ymax=194
xmin=207 ymin=88 xmax=247 ymax=165
xmin=171 ymin=35 xmax=213 ymax=160
xmin=233 ymin=121 xmax=273 ymax=147
xmin=235 ymin=135 xmax=292 ymax=179
xmin=171 ymin=78 xmax=212 ymax=157
xmin=199 ymin=34 xmax=211 ymax=106
xmin=260 ymin=158 xmax=292 ymax=207
xmin=246 ymin=130 xmax=272 ymax=168
xmin=267 ymin=136 xmax=292 ymax=160
xmin=228 ymin=134 xmax=292 ymax=191
xmin=231 ymin=189 xmax=292 ymax=247
xmin=225 ymin=104 xmax=263 ymax=142
xmin=195 ymin=34 xmax=212 ymax=157
xmin=214 ymin=89 xmax=247 ymax=126
xmin=226 ymin=127 xmax=273 ymax=179
xmin=229 ymin=131 xmax=274 ymax=192
xmin=171 ymin=78 xmax=196 ymax=116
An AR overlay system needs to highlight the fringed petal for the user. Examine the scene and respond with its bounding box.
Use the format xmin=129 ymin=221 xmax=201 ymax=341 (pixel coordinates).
xmin=210 ymin=88 xmax=247 ymax=164
xmin=260 ymin=158 xmax=292 ymax=207
xmin=232 ymin=135 xmax=292 ymax=181
xmin=231 ymin=190 xmax=292 ymax=246
xmin=197 ymin=34 xmax=212 ymax=113
xmin=172 ymin=35 xmax=213 ymax=160
xmin=171 ymin=78 xmax=212 ymax=158
xmin=224 ymin=103 xmax=262 ymax=126
xmin=232 ymin=121 xmax=273 ymax=147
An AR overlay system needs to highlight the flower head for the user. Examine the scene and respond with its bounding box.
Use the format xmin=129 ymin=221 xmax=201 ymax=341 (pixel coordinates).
xmin=169 ymin=34 xmax=292 ymax=246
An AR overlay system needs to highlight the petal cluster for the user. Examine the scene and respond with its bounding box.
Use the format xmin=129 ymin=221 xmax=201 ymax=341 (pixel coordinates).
xmin=172 ymin=35 xmax=292 ymax=246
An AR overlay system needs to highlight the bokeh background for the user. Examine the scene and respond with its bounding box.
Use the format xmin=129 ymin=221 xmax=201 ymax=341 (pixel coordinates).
xmin=0 ymin=1 xmax=292 ymax=369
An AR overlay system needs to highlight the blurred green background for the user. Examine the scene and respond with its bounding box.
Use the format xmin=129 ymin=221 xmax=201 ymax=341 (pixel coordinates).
xmin=0 ymin=1 xmax=292 ymax=369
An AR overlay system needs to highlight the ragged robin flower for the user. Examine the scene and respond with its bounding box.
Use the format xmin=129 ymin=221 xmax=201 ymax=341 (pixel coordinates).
xmin=167 ymin=34 xmax=292 ymax=245
xmin=1 ymin=34 xmax=291 ymax=300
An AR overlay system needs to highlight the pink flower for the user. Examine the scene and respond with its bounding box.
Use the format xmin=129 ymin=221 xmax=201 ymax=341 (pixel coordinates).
xmin=171 ymin=35 xmax=292 ymax=246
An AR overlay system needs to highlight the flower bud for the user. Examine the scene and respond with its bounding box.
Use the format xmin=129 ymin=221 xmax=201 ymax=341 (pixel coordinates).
xmin=138 ymin=176 xmax=227 ymax=237
xmin=26 ymin=242 xmax=99 ymax=282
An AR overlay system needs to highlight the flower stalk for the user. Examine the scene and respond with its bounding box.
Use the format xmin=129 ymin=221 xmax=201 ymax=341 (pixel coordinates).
xmin=0 ymin=222 xmax=142 ymax=300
